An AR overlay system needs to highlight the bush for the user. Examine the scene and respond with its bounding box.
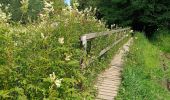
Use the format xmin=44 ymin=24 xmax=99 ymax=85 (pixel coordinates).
xmin=0 ymin=2 xmax=131 ymax=99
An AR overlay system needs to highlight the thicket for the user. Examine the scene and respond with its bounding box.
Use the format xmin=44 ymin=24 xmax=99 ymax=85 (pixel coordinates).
xmin=78 ymin=0 xmax=170 ymax=37
xmin=0 ymin=0 xmax=64 ymax=23
xmin=116 ymin=33 xmax=170 ymax=99
xmin=0 ymin=0 xmax=131 ymax=99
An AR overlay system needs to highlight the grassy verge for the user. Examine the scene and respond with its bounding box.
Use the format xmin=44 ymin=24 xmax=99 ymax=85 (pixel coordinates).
xmin=152 ymin=29 xmax=170 ymax=53
xmin=116 ymin=33 xmax=170 ymax=100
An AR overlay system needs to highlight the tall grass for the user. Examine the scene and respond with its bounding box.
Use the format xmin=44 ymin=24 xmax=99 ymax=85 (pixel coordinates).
xmin=152 ymin=29 xmax=170 ymax=53
xmin=116 ymin=33 xmax=170 ymax=100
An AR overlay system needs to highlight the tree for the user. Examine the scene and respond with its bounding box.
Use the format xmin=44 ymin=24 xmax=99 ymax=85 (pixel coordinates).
xmin=78 ymin=0 xmax=170 ymax=37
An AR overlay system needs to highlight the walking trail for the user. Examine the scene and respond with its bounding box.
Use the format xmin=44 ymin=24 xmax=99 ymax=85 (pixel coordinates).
xmin=96 ymin=38 xmax=133 ymax=100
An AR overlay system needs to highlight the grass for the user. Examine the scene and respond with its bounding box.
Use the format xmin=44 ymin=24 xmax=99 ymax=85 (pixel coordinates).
xmin=152 ymin=29 xmax=170 ymax=53
xmin=116 ymin=33 xmax=170 ymax=100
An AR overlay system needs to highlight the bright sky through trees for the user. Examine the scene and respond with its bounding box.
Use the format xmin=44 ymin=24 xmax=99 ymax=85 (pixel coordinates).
xmin=64 ymin=0 xmax=70 ymax=6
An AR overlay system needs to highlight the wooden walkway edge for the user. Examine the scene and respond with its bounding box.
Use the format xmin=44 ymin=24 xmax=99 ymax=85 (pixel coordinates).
xmin=96 ymin=38 xmax=133 ymax=100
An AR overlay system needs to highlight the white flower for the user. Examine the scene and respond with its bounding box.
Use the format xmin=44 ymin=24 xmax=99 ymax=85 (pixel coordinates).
xmin=50 ymin=72 xmax=56 ymax=82
xmin=58 ymin=37 xmax=64 ymax=44
xmin=54 ymin=79 xmax=63 ymax=88
xmin=51 ymin=22 xmax=59 ymax=28
xmin=65 ymin=55 xmax=71 ymax=61
xmin=49 ymin=72 xmax=63 ymax=88
xmin=130 ymin=30 xmax=134 ymax=33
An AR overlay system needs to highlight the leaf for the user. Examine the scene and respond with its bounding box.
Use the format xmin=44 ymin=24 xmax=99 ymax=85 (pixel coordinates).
xmin=0 ymin=90 xmax=10 ymax=98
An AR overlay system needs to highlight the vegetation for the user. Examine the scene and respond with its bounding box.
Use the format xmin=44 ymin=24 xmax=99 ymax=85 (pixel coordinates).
xmin=152 ymin=29 xmax=170 ymax=53
xmin=0 ymin=0 xmax=132 ymax=99
xmin=78 ymin=0 xmax=170 ymax=36
xmin=0 ymin=0 xmax=170 ymax=99
xmin=116 ymin=33 xmax=170 ymax=99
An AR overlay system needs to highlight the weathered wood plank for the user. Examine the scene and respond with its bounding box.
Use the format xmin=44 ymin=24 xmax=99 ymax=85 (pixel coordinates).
xmin=97 ymin=94 xmax=114 ymax=100
xmin=81 ymin=28 xmax=130 ymax=40
xmin=98 ymin=35 xmax=127 ymax=57
xmin=96 ymin=38 xmax=133 ymax=100
xmin=83 ymin=35 xmax=128 ymax=68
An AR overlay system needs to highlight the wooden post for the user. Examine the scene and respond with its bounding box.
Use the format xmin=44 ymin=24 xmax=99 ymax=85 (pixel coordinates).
xmin=79 ymin=28 xmax=130 ymax=69
xmin=80 ymin=36 xmax=87 ymax=69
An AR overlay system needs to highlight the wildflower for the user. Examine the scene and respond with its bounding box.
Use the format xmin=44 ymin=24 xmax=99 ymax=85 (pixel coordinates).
xmin=58 ymin=37 xmax=64 ymax=44
xmin=51 ymin=22 xmax=59 ymax=28
xmin=0 ymin=7 xmax=11 ymax=22
xmin=49 ymin=72 xmax=63 ymax=88
xmin=130 ymin=30 xmax=133 ymax=33
xmin=54 ymin=79 xmax=63 ymax=87
xmin=50 ymin=72 xmax=56 ymax=82
xmin=20 ymin=0 xmax=29 ymax=13
xmin=43 ymin=0 xmax=54 ymax=12
xmin=65 ymin=55 xmax=71 ymax=61
xmin=111 ymin=24 xmax=116 ymax=29
xmin=41 ymin=33 xmax=45 ymax=39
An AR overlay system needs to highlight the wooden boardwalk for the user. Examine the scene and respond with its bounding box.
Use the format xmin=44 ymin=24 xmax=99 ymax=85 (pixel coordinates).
xmin=96 ymin=38 xmax=133 ymax=100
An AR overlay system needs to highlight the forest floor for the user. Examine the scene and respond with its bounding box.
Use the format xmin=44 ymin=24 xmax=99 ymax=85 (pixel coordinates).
xmin=95 ymin=38 xmax=133 ymax=100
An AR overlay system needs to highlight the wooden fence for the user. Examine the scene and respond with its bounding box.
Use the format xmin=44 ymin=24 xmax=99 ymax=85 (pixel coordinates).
xmin=80 ymin=28 xmax=131 ymax=69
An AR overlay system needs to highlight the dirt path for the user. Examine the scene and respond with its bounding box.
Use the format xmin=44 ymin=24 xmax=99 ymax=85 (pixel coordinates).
xmin=96 ymin=38 xmax=133 ymax=100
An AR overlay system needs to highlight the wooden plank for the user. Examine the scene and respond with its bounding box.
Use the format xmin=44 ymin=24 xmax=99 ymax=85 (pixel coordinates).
xmin=98 ymin=35 xmax=127 ymax=57
xmin=97 ymin=80 xmax=121 ymax=85
xmin=81 ymin=28 xmax=130 ymax=40
xmin=98 ymin=90 xmax=117 ymax=97
xmin=97 ymin=78 xmax=121 ymax=82
xmin=84 ymin=35 xmax=128 ymax=67
xmin=97 ymin=94 xmax=114 ymax=100
xmin=97 ymin=86 xmax=119 ymax=91
xmin=80 ymin=28 xmax=130 ymax=69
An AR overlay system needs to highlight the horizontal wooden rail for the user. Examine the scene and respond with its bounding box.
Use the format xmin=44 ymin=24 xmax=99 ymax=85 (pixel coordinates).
xmin=81 ymin=28 xmax=130 ymax=41
xmin=98 ymin=35 xmax=127 ymax=57
xmin=80 ymin=28 xmax=131 ymax=69
xmin=86 ymin=35 xmax=128 ymax=66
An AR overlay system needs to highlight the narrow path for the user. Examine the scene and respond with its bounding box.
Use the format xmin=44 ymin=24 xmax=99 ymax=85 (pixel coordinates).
xmin=96 ymin=38 xmax=133 ymax=100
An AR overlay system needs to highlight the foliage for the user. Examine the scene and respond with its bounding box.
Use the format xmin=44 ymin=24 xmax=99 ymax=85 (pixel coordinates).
xmin=0 ymin=1 xmax=131 ymax=99
xmin=78 ymin=0 xmax=170 ymax=37
xmin=116 ymin=33 xmax=170 ymax=99
xmin=152 ymin=29 xmax=170 ymax=53
xmin=0 ymin=0 xmax=64 ymax=23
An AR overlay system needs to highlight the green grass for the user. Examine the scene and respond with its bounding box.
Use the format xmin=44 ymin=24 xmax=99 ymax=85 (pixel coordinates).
xmin=152 ymin=29 xmax=170 ymax=53
xmin=116 ymin=33 xmax=170 ymax=100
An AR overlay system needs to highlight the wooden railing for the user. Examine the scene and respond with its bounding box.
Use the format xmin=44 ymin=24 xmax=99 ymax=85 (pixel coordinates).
xmin=80 ymin=28 xmax=131 ymax=69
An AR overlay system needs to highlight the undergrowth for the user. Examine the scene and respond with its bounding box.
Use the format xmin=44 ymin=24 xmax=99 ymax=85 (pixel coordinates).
xmin=152 ymin=29 xmax=170 ymax=53
xmin=116 ymin=33 xmax=170 ymax=100
xmin=0 ymin=1 xmax=131 ymax=99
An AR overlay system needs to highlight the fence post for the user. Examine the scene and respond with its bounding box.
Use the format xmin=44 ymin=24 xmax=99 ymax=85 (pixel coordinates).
xmin=80 ymin=35 xmax=87 ymax=69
